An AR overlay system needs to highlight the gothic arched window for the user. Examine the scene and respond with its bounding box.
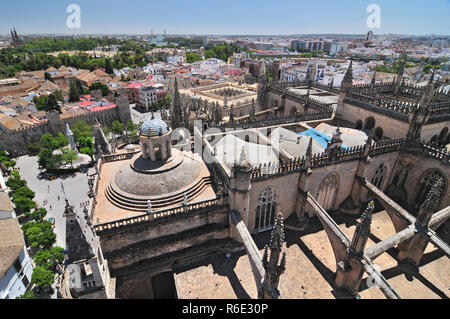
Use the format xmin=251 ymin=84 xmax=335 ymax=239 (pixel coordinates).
xmin=254 ymin=187 xmax=278 ymax=232
xmin=317 ymin=172 xmax=339 ymax=211
xmin=371 ymin=164 xmax=387 ymax=189
xmin=438 ymin=127 xmax=449 ymax=144
xmin=414 ymin=170 xmax=446 ymax=207
xmin=365 ymin=117 xmax=376 ymax=131
xmin=374 ymin=127 xmax=383 ymax=140
xmin=154 ymin=143 xmax=162 ymax=161
xmin=355 ymin=120 xmax=363 ymax=130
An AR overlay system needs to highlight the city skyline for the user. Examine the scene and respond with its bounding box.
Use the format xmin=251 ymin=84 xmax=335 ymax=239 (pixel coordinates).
xmin=1 ymin=0 xmax=449 ymax=36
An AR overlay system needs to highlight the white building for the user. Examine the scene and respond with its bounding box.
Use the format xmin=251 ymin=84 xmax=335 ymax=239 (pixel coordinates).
xmin=329 ymin=43 xmax=342 ymax=56
xmin=0 ymin=193 xmax=34 ymax=299
xmin=233 ymin=52 xmax=249 ymax=69
xmin=138 ymin=84 xmax=158 ymax=111
xmin=167 ymin=55 xmax=185 ymax=64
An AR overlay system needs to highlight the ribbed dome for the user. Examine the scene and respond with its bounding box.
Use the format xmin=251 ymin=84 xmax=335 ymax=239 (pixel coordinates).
xmin=140 ymin=118 xmax=169 ymax=137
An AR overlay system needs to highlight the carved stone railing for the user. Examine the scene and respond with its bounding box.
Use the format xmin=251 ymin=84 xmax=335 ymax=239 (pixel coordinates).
xmin=402 ymin=139 xmax=450 ymax=163
xmin=368 ymin=137 xmax=405 ymax=156
xmin=248 ymin=138 xmax=449 ymax=181
xmin=219 ymin=109 xmax=333 ymax=131
xmin=93 ymin=196 xmax=229 ymax=234
xmin=101 ymin=150 xmax=140 ymax=163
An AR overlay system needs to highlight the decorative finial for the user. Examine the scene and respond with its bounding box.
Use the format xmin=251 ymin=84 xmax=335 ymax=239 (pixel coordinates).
xmin=269 ymin=213 xmax=285 ymax=251
xmin=183 ymin=193 xmax=189 ymax=206
xmin=147 ymin=200 xmax=152 ymax=214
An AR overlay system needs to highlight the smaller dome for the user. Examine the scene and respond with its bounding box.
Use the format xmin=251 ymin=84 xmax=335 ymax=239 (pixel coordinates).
xmin=140 ymin=118 xmax=169 ymax=137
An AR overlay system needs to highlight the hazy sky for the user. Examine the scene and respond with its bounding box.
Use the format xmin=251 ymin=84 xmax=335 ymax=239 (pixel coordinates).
xmin=1 ymin=0 xmax=449 ymax=35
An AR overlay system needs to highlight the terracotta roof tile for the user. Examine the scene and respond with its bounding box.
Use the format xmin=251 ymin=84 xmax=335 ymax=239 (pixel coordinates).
xmin=0 ymin=218 xmax=25 ymax=277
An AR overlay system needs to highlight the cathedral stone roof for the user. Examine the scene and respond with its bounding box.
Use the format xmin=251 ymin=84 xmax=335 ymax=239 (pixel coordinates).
xmin=140 ymin=118 xmax=169 ymax=137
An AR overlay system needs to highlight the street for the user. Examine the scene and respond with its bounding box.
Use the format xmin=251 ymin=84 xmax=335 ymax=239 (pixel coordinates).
xmin=15 ymin=155 xmax=95 ymax=250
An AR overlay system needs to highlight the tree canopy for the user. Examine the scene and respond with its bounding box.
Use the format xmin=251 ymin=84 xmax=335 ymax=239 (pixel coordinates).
xmin=22 ymin=220 xmax=56 ymax=249
xmin=33 ymin=247 xmax=65 ymax=271
xmin=31 ymin=266 xmax=55 ymax=289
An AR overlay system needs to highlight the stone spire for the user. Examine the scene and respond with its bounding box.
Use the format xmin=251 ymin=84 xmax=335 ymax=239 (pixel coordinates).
xmin=171 ymin=78 xmax=184 ymax=129
xmin=306 ymin=137 xmax=313 ymax=157
xmin=341 ymin=58 xmax=353 ymax=92
xmin=257 ymin=60 xmax=268 ymax=108
xmin=394 ymin=58 xmax=405 ymax=95
xmin=260 ymin=213 xmax=286 ymax=299
xmin=370 ymin=71 xmax=377 ymax=93
xmin=223 ymin=94 xmax=228 ymax=109
xmin=349 ymin=201 xmax=374 ymax=257
xmin=259 ymin=59 xmax=266 ymax=77
xmin=250 ymin=98 xmax=256 ymax=120
xmin=304 ymin=87 xmax=310 ymax=109
xmin=327 ymin=127 xmax=343 ymax=157
xmin=416 ymin=178 xmax=444 ymax=228
xmin=428 ymin=68 xmax=436 ymax=88
xmin=272 ymin=59 xmax=280 ymax=82
xmin=406 ymin=79 xmax=433 ymax=140
xmin=215 ymin=101 xmax=222 ymax=123
xmin=238 ymin=146 xmax=250 ymax=168
xmin=229 ymin=103 xmax=235 ymax=124
xmin=329 ymin=77 xmax=334 ymax=90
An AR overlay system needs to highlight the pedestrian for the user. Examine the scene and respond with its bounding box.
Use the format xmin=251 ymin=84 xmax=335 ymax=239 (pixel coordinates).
xmin=57 ymin=196 xmax=60 ymax=201
xmin=50 ymin=205 xmax=52 ymax=211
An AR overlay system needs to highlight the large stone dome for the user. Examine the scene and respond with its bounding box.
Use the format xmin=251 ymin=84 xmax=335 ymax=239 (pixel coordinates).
xmin=105 ymin=149 xmax=212 ymax=212
xmin=140 ymin=118 xmax=169 ymax=137
xmin=113 ymin=150 xmax=200 ymax=197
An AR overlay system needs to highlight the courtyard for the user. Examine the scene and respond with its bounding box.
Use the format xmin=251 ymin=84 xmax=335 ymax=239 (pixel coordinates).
xmin=15 ymin=155 xmax=95 ymax=250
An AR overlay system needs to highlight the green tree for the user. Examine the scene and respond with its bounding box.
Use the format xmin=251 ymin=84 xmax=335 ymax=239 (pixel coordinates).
xmin=38 ymin=148 xmax=53 ymax=168
xmin=186 ymin=52 xmax=202 ymax=63
xmin=31 ymin=207 xmax=47 ymax=222
xmin=33 ymin=247 xmax=65 ymax=271
xmin=46 ymin=94 xmax=59 ymax=112
xmin=0 ymin=150 xmax=16 ymax=175
xmin=102 ymin=126 xmax=111 ymax=138
xmin=11 ymin=186 xmax=35 ymax=200
xmin=55 ymin=132 xmax=69 ymax=149
xmin=69 ymin=80 xmax=80 ymax=102
xmin=40 ymin=133 xmax=58 ymax=150
xmin=22 ymin=221 xmax=56 ymax=249
xmin=89 ymin=82 xmax=110 ymax=96
xmin=78 ymin=136 xmax=94 ymax=158
xmin=53 ymin=90 xmax=64 ymax=102
xmin=60 ymin=148 xmax=78 ymax=168
xmin=105 ymin=58 xmax=114 ymax=75
xmin=31 ymin=266 xmax=55 ymax=289
xmin=18 ymin=290 xmax=35 ymax=299
xmin=204 ymin=50 xmax=215 ymax=59
xmin=12 ymin=196 xmax=36 ymax=215
xmin=5 ymin=170 xmax=27 ymax=191
xmin=33 ymin=95 xmax=49 ymax=111
xmin=111 ymin=120 xmax=124 ymax=136
xmin=71 ymin=120 xmax=93 ymax=142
